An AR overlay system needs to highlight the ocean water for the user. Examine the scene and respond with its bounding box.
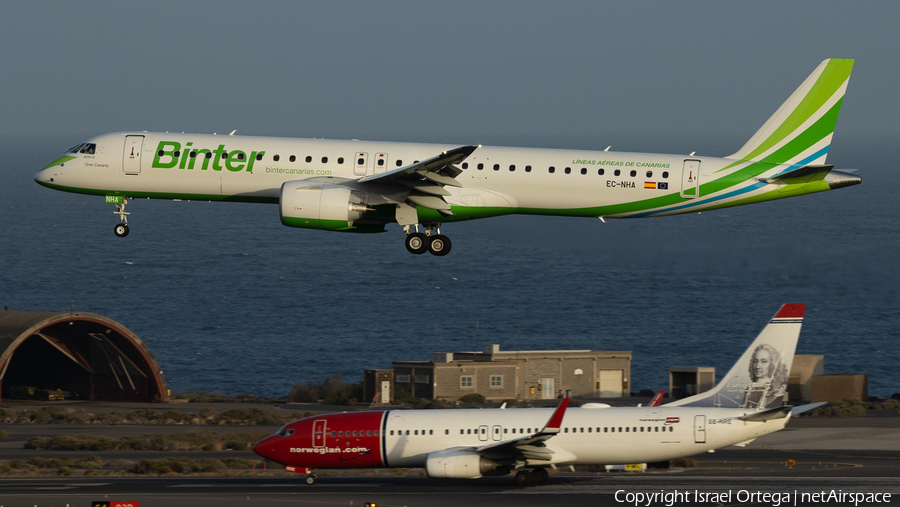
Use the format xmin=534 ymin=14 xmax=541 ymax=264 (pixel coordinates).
xmin=1 ymin=133 xmax=896 ymax=398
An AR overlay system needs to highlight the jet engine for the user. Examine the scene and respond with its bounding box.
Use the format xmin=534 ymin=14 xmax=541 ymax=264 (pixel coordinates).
xmin=425 ymin=449 xmax=504 ymax=479
xmin=279 ymin=181 xmax=371 ymax=231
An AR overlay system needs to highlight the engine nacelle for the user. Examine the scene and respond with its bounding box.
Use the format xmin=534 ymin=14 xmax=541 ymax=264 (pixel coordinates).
xmin=279 ymin=181 xmax=374 ymax=232
xmin=425 ymin=449 xmax=503 ymax=479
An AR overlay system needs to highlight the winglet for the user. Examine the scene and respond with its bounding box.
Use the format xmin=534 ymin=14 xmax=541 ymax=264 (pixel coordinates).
xmin=774 ymin=303 xmax=806 ymax=319
xmin=540 ymin=398 xmax=569 ymax=435
xmin=648 ymin=390 xmax=665 ymax=407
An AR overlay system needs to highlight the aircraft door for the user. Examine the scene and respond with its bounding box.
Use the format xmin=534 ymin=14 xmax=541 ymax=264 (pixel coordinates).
xmin=123 ymin=136 xmax=143 ymax=175
xmin=478 ymin=424 xmax=489 ymax=442
xmin=681 ymin=159 xmax=700 ymax=198
xmin=492 ymin=425 xmax=503 ymax=441
xmin=374 ymin=153 xmax=388 ymax=174
xmin=693 ymin=415 xmax=706 ymax=443
xmin=313 ymin=419 xmax=327 ymax=448
xmin=354 ymin=152 xmax=368 ymax=176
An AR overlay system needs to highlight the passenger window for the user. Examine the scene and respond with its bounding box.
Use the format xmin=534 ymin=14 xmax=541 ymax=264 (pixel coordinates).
xmin=396 ymin=160 xmax=403 ymax=166
xmin=462 ymin=163 xmax=468 ymax=169
xmin=206 ymin=152 xmax=212 ymax=159
xmin=367 ymin=430 xmax=372 ymax=436
xmin=331 ymin=431 xmax=336 ymax=436
xmin=222 ymin=152 xmax=228 ymax=159
xmin=662 ymin=171 xmax=669 ymax=178
xmin=290 ymin=155 xmax=296 ymax=162
xmin=358 ymin=158 xmax=364 ymax=165
xmin=173 ymin=151 xmax=180 ymax=158
xmin=598 ymin=168 xmax=605 ymax=175
xmin=274 ymin=155 xmax=280 ymax=162
xmin=478 ymin=163 xmax=484 ymax=170
xmin=321 ymin=157 xmax=328 ymax=163
xmin=377 ymin=159 xmax=384 ymax=166
xmin=414 ymin=430 xmax=418 ymax=435
xmin=525 ymin=165 xmax=532 ymax=172
xmin=406 ymin=430 xmax=410 ymax=435
xmin=338 ymin=431 xmax=343 ymax=436
xmin=646 ymin=171 xmax=652 ymax=177
xmin=614 ymin=169 xmax=621 ymax=176
xmin=306 ymin=156 xmax=312 ymax=163
xmin=549 ymin=166 xmax=555 ymax=174
xmin=338 ymin=157 xmax=344 ymax=164
xmin=256 ymin=153 xmax=263 ymax=161
xmin=564 ymin=167 xmax=571 ymax=174
xmin=493 ymin=164 xmax=499 ymax=171
xmin=509 ymin=164 xmax=515 ymax=171
xmin=580 ymin=168 xmax=587 ymax=175
xmin=564 ymin=428 xmax=568 ymax=433
xmin=630 ymin=170 xmax=636 ymax=177
xmin=190 ymin=151 xmax=197 ymax=158
xmin=429 ymin=429 xmax=433 ymax=435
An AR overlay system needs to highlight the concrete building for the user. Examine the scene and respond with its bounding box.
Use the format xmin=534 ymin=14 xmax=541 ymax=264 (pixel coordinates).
xmin=387 ymin=344 xmax=631 ymax=401
xmin=0 ymin=311 xmax=168 ymax=404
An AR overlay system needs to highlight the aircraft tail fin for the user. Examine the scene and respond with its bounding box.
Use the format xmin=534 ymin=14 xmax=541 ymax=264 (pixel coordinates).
xmin=726 ymin=59 xmax=853 ymax=167
xmin=666 ymin=304 xmax=805 ymax=410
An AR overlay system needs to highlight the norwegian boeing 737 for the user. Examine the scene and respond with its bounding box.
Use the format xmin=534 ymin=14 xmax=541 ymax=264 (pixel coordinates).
xmin=254 ymin=303 xmax=820 ymax=486
xmin=35 ymin=59 xmax=859 ymax=255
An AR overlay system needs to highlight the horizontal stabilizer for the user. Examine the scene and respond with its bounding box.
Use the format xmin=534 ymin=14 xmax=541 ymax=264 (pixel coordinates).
xmin=765 ymin=164 xmax=833 ymax=182
xmin=739 ymin=406 xmax=792 ymax=422
xmin=791 ymin=402 xmax=827 ymax=416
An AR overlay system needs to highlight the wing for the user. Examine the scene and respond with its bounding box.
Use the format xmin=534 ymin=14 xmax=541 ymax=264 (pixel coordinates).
xmin=474 ymin=399 xmax=572 ymax=464
xmin=357 ymin=145 xmax=478 ymax=216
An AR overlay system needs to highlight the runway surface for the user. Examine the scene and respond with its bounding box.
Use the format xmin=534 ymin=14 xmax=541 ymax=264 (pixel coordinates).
xmin=1 ymin=448 xmax=899 ymax=507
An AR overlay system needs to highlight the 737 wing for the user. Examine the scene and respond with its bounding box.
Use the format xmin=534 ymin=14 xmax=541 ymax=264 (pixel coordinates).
xmin=357 ymin=145 xmax=478 ymax=216
xmin=474 ymin=398 xmax=573 ymax=464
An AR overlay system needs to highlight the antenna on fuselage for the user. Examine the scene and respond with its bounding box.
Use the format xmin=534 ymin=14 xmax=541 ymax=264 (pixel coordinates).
xmin=604 ymin=146 xmax=611 ymax=152
xmin=229 ymin=130 xmax=237 ymax=136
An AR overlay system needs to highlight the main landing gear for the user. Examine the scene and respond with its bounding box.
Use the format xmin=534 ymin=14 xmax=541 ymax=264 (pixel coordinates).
xmin=403 ymin=223 xmax=451 ymax=256
xmin=514 ymin=467 xmax=550 ymax=487
xmin=113 ymin=197 xmax=130 ymax=237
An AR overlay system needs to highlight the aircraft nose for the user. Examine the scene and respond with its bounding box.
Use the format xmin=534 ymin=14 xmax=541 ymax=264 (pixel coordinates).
xmin=34 ymin=169 xmax=54 ymax=186
xmin=253 ymin=437 xmax=274 ymax=460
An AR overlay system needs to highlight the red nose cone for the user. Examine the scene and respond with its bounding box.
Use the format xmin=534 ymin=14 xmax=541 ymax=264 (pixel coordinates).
xmin=253 ymin=437 xmax=273 ymax=460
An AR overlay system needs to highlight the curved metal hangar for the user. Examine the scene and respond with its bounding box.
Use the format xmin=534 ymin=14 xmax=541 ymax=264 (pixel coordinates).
xmin=0 ymin=311 xmax=167 ymax=403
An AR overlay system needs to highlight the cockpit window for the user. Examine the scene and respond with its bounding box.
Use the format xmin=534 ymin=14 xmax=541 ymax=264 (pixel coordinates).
xmin=67 ymin=143 xmax=86 ymax=153
xmin=79 ymin=143 xmax=96 ymax=154
xmin=275 ymin=428 xmax=295 ymax=437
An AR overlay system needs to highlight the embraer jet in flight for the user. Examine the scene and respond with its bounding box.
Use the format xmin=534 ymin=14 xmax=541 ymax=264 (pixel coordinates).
xmin=254 ymin=304 xmax=819 ymax=486
xmin=35 ymin=59 xmax=859 ymax=256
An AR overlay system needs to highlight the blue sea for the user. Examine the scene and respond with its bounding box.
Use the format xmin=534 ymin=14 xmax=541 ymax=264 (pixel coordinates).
xmin=2 ymin=133 xmax=896 ymax=398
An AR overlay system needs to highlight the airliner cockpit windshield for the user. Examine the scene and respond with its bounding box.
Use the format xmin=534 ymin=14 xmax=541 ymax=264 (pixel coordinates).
xmin=66 ymin=143 xmax=95 ymax=154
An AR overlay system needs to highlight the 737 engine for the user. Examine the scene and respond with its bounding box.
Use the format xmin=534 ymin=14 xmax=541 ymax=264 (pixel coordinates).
xmin=425 ymin=449 xmax=506 ymax=479
xmin=279 ymin=181 xmax=374 ymax=232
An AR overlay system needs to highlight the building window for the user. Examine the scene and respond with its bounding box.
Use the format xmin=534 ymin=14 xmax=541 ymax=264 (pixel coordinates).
xmin=414 ymin=374 xmax=429 ymax=384
xmin=395 ymin=374 xmax=410 ymax=383
xmin=490 ymin=375 xmax=503 ymax=388
xmin=460 ymin=375 xmax=473 ymax=388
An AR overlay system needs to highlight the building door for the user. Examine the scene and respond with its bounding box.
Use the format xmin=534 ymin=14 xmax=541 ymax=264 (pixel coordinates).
xmin=598 ymin=370 xmax=624 ymax=398
xmin=681 ymin=159 xmax=700 ymax=198
xmin=313 ymin=419 xmax=327 ymax=447
xmin=123 ymin=135 xmax=143 ymax=175
xmin=478 ymin=424 xmax=489 ymax=441
xmin=542 ymin=378 xmax=555 ymax=399
xmin=354 ymin=152 xmax=368 ymax=176
xmin=380 ymin=381 xmax=391 ymax=403
xmin=694 ymin=415 xmax=706 ymax=443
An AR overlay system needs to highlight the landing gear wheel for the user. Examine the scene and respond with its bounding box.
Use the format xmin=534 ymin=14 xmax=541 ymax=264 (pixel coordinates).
xmin=532 ymin=468 xmax=549 ymax=485
xmin=305 ymin=474 xmax=317 ymax=485
xmin=428 ymin=234 xmax=452 ymax=256
xmin=514 ymin=470 xmax=533 ymax=487
xmin=114 ymin=223 xmax=129 ymax=237
xmin=405 ymin=233 xmax=428 ymax=254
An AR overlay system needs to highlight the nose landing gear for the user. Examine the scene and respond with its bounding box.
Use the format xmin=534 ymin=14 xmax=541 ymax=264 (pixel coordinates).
xmin=403 ymin=223 xmax=451 ymax=256
xmin=113 ymin=197 xmax=130 ymax=237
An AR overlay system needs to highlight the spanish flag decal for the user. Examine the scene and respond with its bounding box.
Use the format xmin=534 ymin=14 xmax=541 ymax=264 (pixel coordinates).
xmin=644 ymin=181 xmax=656 ymax=189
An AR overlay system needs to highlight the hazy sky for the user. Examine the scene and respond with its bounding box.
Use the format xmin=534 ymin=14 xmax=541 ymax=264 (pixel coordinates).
xmin=2 ymin=1 xmax=897 ymax=150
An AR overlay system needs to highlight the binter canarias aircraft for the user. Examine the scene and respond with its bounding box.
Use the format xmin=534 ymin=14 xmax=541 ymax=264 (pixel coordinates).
xmin=35 ymin=59 xmax=859 ymax=256
xmin=254 ymin=304 xmax=820 ymax=486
